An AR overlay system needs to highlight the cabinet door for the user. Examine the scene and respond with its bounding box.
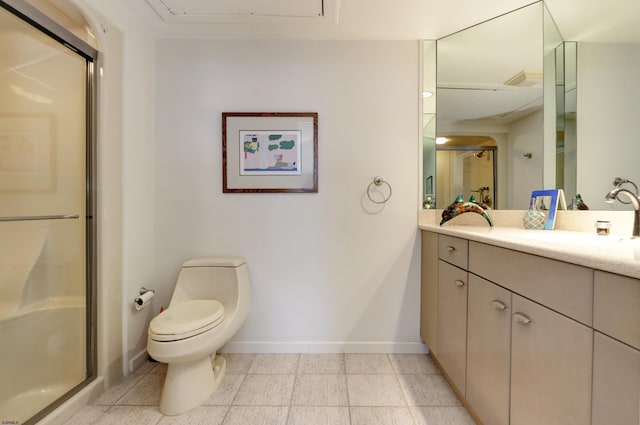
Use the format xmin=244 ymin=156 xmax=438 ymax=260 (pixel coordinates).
xmin=510 ymin=295 xmax=592 ymax=425
xmin=592 ymin=332 xmax=640 ymax=425
xmin=420 ymin=231 xmax=439 ymax=354
xmin=467 ymin=275 xmax=511 ymax=425
xmin=436 ymin=259 xmax=468 ymax=395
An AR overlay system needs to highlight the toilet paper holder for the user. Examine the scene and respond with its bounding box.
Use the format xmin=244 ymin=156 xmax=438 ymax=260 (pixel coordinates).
xmin=134 ymin=287 xmax=155 ymax=310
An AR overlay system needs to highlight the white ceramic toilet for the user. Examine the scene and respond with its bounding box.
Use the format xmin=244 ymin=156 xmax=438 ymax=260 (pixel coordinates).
xmin=147 ymin=257 xmax=251 ymax=416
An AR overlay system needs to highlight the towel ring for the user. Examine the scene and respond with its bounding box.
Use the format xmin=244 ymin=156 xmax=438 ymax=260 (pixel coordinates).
xmin=367 ymin=176 xmax=392 ymax=204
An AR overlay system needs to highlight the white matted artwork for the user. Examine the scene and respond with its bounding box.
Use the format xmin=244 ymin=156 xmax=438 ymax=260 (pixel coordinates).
xmin=0 ymin=115 xmax=54 ymax=192
xmin=223 ymin=112 xmax=318 ymax=193
xmin=239 ymin=130 xmax=302 ymax=176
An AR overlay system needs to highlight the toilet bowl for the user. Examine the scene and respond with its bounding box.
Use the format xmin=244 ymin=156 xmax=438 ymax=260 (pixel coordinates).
xmin=147 ymin=257 xmax=251 ymax=416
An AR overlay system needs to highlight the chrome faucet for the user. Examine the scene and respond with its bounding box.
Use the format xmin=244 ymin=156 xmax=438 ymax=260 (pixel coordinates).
xmin=605 ymin=177 xmax=640 ymax=238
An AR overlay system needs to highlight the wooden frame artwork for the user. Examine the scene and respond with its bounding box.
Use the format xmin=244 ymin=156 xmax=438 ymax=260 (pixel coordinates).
xmin=222 ymin=112 xmax=318 ymax=193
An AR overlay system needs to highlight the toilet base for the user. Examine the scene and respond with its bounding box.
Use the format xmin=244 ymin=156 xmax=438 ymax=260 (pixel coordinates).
xmin=159 ymin=353 xmax=226 ymax=416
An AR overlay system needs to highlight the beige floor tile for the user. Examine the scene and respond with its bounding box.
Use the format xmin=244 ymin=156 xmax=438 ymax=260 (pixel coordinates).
xmin=351 ymin=406 xmax=416 ymax=425
xmin=63 ymin=405 xmax=109 ymax=425
xmin=388 ymin=354 xmax=439 ymax=375
xmin=134 ymin=360 xmax=159 ymax=374
xmin=286 ymin=406 xmax=350 ymax=425
xmin=222 ymin=353 xmax=256 ymax=374
xmin=290 ymin=375 xmax=348 ymax=406
xmin=248 ymin=354 xmax=299 ymax=374
xmin=233 ymin=374 xmax=295 ymax=405
xmin=91 ymin=406 xmax=163 ymax=425
xmin=157 ymin=405 xmax=228 ymax=425
xmin=91 ymin=374 xmax=145 ymax=405
xmin=117 ymin=373 xmax=165 ymax=406
xmin=411 ymin=406 xmax=477 ymax=425
xmin=297 ymin=354 xmax=345 ymax=374
xmin=345 ymin=354 xmax=394 ymax=374
xmin=222 ymin=406 xmax=288 ymax=425
xmin=204 ymin=374 xmax=245 ymax=405
xmin=398 ymin=375 xmax=462 ymax=407
xmin=347 ymin=375 xmax=407 ymax=406
xmin=150 ymin=362 xmax=168 ymax=374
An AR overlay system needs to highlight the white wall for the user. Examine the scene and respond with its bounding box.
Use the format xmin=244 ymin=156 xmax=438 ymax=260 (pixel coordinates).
xmin=153 ymin=39 xmax=423 ymax=352
xmin=508 ymin=110 xmax=543 ymax=209
xmin=577 ymin=42 xmax=640 ymax=210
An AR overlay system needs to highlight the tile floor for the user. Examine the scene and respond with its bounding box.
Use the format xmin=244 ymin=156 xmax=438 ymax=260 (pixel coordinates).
xmin=64 ymin=353 xmax=476 ymax=425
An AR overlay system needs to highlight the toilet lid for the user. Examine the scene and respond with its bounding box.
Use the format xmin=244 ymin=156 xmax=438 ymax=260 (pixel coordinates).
xmin=149 ymin=299 xmax=225 ymax=341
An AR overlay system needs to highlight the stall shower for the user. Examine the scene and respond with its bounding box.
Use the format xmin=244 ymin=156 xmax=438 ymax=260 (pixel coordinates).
xmin=0 ymin=1 xmax=97 ymax=424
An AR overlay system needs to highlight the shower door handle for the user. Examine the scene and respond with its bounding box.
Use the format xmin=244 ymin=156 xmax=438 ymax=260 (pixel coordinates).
xmin=0 ymin=214 xmax=80 ymax=222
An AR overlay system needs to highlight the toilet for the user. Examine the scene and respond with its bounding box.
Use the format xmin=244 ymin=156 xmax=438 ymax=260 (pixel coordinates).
xmin=147 ymin=257 xmax=251 ymax=416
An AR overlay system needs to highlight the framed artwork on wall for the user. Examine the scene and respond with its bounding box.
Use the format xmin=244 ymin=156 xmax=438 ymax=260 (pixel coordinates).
xmin=222 ymin=112 xmax=318 ymax=193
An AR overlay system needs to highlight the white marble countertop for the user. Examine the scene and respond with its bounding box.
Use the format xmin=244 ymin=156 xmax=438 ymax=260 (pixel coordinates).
xmin=419 ymin=210 xmax=640 ymax=279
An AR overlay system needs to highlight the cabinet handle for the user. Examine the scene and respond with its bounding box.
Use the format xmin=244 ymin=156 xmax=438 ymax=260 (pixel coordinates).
xmin=446 ymin=246 xmax=456 ymax=253
xmin=513 ymin=312 xmax=531 ymax=325
xmin=453 ymin=279 xmax=465 ymax=287
xmin=491 ymin=300 xmax=507 ymax=311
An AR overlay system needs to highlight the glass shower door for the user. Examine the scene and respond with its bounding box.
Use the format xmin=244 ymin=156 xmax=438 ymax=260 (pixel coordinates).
xmin=0 ymin=3 xmax=96 ymax=423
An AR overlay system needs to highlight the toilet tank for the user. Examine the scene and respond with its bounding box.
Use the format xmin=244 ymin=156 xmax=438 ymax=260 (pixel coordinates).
xmin=169 ymin=257 xmax=249 ymax=309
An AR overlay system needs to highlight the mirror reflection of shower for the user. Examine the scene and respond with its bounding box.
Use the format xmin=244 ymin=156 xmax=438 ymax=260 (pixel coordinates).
xmin=436 ymin=136 xmax=497 ymax=209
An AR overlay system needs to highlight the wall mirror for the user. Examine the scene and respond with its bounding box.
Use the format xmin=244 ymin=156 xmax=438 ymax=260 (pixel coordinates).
xmin=434 ymin=2 xmax=544 ymax=210
xmin=424 ymin=0 xmax=640 ymax=211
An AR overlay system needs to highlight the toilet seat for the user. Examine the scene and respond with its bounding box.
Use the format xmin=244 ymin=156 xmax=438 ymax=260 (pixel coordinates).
xmin=149 ymin=299 xmax=225 ymax=342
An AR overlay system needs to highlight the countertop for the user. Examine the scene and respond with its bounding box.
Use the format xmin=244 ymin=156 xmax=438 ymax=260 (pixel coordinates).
xmin=419 ymin=210 xmax=640 ymax=279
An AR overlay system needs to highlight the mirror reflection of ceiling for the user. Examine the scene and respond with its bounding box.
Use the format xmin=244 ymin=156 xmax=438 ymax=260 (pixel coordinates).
xmin=437 ymin=3 xmax=543 ymax=129
xmin=119 ymin=0 xmax=640 ymax=42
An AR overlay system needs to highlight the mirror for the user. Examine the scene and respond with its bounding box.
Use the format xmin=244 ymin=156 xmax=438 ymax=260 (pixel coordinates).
xmin=425 ymin=1 xmax=640 ymax=211
xmin=435 ymin=2 xmax=544 ymax=209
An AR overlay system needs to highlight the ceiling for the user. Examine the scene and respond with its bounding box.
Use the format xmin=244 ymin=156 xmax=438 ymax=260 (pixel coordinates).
xmin=119 ymin=0 xmax=640 ymax=42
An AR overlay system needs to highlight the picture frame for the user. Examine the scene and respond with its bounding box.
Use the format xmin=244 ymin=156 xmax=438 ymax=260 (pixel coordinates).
xmin=222 ymin=112 xmax=318 ymax=193
xmin=530 ymin=189 xmax=563 ymax=230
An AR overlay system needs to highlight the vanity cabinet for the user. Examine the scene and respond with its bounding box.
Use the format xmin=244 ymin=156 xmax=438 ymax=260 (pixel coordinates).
xmin=591 ymin=332 xmax=640 ymax=425
xmin=466 ymin=275 xmax=511 ymax=425
xmin=420 ymin=231 xmax=438 ymax=354
xmin=509 ymin=294 xmax=592 ymax=425
xmin=436 ymin=259 xmax=468 ymax=395
xmin=591 ymin=271 xmax=640 ymax=425
xmin=420 ymin=230 xmax=600 ymax=425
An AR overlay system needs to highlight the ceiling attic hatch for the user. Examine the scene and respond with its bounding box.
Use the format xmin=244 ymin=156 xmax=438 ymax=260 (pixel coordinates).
xmin=146 ymin=0 xmax=335 ymax=23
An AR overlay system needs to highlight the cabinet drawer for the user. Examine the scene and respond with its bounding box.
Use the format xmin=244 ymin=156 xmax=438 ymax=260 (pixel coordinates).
xmin=469 ymin=241 xmax=593 ymax=326
xmin=438 ymin=235 xmax=468 ymax=269
xmin=594 ymin=271 xmax=640 ymax=350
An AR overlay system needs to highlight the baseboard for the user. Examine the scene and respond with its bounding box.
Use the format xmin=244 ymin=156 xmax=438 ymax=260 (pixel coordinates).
xmin=128 ymin=349 xmax=149 ymax=372
xmin=220 ymin=341 xmax=427 ymax=354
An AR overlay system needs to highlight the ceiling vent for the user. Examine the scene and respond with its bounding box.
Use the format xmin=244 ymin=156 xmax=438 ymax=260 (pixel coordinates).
xmin=146 ymin=0 xmax=333 ymax=22
xmin=504 ymin=70 xmax=543 ymax=87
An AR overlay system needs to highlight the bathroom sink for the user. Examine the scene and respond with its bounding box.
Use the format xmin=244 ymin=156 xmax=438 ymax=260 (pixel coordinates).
xmin=515 ymin=230 xmax=640 ymax=260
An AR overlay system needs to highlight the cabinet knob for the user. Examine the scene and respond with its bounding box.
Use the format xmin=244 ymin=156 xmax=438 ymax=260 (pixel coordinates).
xmin=446 ymin=246 xmax=456 ymax=253
xmin=513 ymin=312 xmax=531 ymax=325
xmin=491 ymin=300 xmax=507 ymax=311
xmin=453 ymin=279 xmax=465 ymax=287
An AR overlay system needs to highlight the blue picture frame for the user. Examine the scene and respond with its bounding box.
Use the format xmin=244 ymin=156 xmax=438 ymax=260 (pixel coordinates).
xmin=530 ymin=189 xmax=562 ymax=230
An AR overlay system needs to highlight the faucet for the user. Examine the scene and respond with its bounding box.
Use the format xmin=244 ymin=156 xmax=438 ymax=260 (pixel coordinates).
xmin=605 ymin=178 xmax=640 ymax=238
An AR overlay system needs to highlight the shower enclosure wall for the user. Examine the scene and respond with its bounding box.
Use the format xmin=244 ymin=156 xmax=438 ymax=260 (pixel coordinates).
xmin=0 ymin=1 xmax=97 ymax=424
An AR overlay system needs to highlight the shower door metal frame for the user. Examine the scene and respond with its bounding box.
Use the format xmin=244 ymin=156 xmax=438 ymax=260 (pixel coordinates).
xmin=436 ymin=145 xmax=498 ymax=208
xmin=0 ymin=1 xmax=98 ymax=423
